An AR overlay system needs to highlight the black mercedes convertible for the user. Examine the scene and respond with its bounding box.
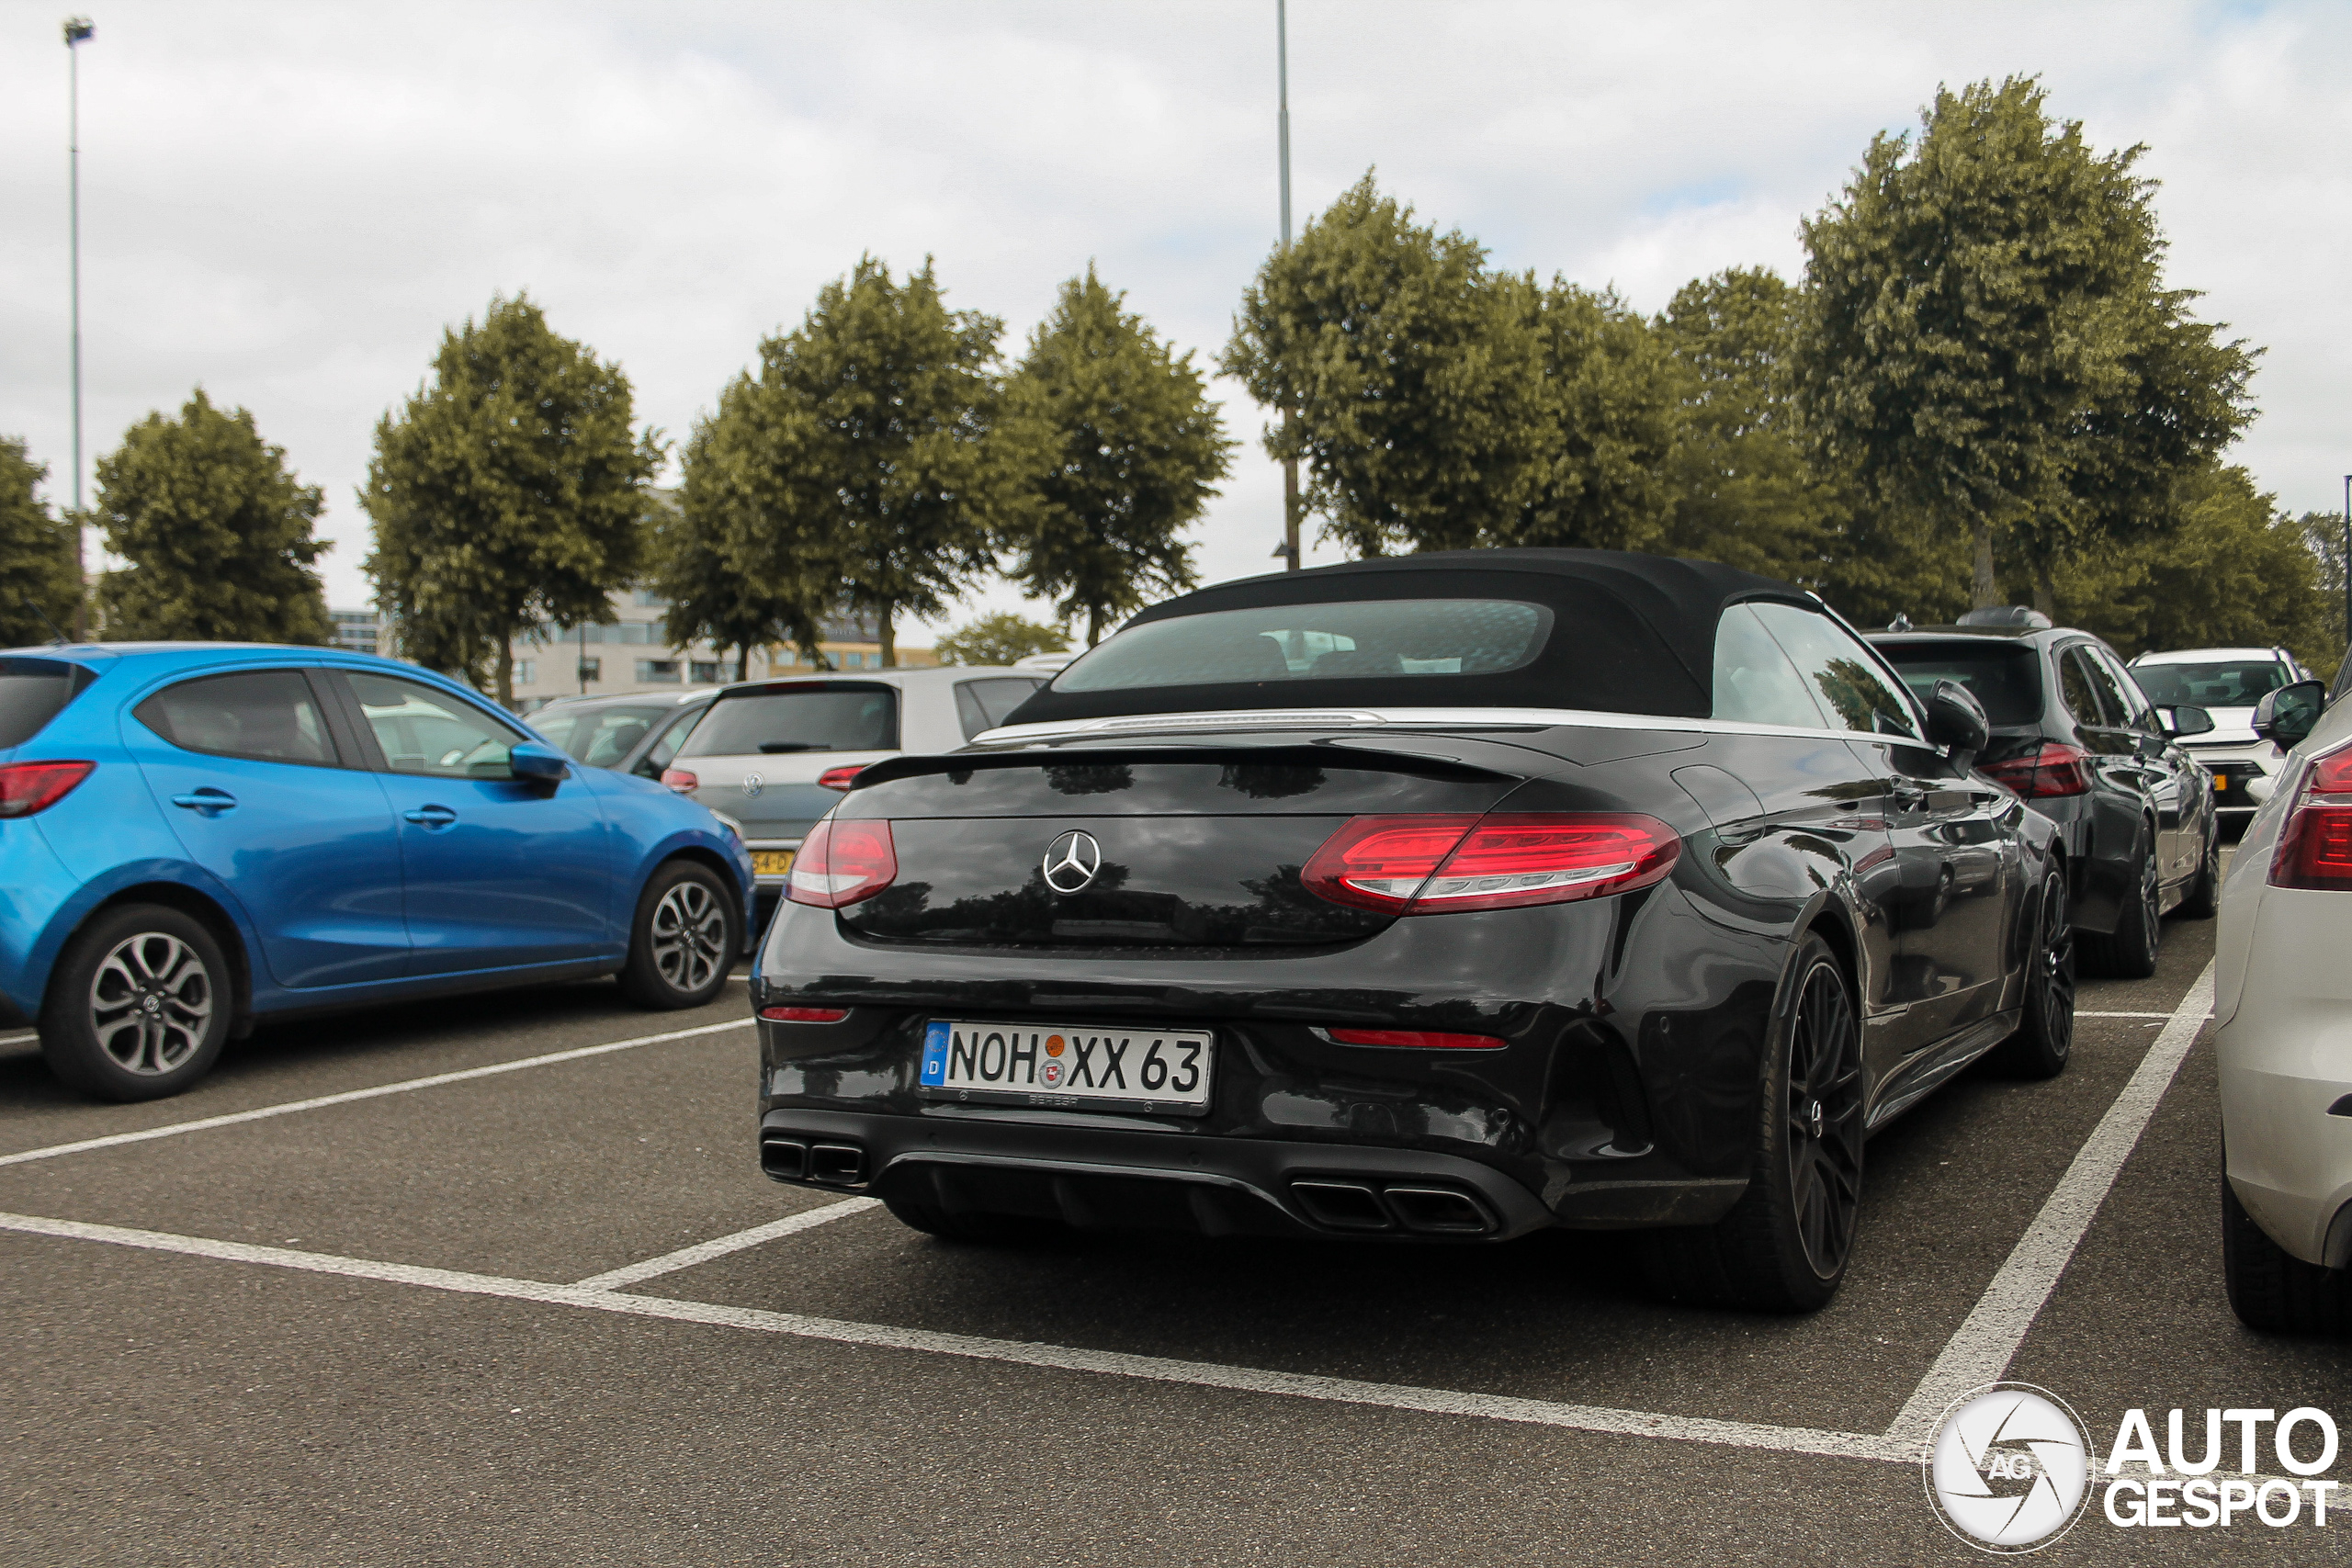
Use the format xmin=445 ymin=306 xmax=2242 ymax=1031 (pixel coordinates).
xmin=748 ymin=550 xmax=2073 ymax=1311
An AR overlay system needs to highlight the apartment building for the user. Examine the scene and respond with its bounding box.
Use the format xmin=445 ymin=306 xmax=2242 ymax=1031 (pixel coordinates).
xmin=510 ymin=599 xmax=934 ymax=710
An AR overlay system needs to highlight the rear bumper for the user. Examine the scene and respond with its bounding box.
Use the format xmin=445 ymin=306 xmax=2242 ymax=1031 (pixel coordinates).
xmin=758 ymin=1106 xmax=1743 ymax=1241
xmin=2217 ymin=887 xmax=2352 ymax=1267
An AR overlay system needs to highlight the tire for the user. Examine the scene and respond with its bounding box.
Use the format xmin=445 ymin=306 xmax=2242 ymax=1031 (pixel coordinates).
xmin=882 ymin=1194 xmax=1068 ymax=1246
xmin=2222 ymin=1171 xmax=2351 ymax=1336
xmin=1640 ymin=932 xmax=1863 ymax=1313
xmin=2175 ymin=823 xmax=2220 ymax=920
xmin=616 ymin=860 xmax=739 ymax=1009
xmin=1985 ymin=868 xmax=2075 ymax=1078
xmin=2078 ymin=827 xmax=2160 ymax=979
xmin=39 ymin=904 xmax=232 ymax=1102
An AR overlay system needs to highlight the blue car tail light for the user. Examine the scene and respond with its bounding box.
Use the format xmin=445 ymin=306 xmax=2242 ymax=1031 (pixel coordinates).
xmin=0 ymin=760 xmax=95 ymax=818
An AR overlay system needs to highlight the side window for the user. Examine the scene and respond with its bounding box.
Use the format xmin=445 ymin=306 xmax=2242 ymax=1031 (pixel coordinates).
xmin=1749 ymin=602 xmax=1921 ymax=739
xmin=2092 ymin=648 xmax=2154 ymax=728
xmin=639 ymin=706 xmax=702 ymax=776
xmin=346 ymin=671 xmax=525 ymax=779
xmin=956 ymin=678 xmax=1046 ymax=739
xmin=2062 ymin=648 xmax=2124 ymax=728
xmin=134 ymin=670 xmax=339 ymax=767
xmin=1711 ymin=604 xmax=1829 ymax=728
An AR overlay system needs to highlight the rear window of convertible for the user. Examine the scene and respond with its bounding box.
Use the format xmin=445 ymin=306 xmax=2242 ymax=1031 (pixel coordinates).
xmin=1050 ymin=600 xmax=1552 ymax=693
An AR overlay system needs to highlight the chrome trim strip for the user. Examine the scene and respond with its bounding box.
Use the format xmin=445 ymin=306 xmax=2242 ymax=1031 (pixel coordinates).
xmin=970 ymin=705 xmax=1923 ymax=750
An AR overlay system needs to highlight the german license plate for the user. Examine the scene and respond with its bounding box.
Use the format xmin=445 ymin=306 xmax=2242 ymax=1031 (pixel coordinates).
xmin=919 ymin=1020 xmax=1214 ymax=1115
xmin=752 ymin=850 xmax=796 ymax=877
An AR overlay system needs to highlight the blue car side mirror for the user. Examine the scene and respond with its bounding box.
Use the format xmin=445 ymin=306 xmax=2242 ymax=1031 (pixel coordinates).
xmin=509 ymin=740 xmax=571 ymax=783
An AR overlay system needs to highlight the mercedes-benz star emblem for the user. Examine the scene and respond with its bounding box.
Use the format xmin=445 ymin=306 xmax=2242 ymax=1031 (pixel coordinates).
xmin=1041 ymin=829 xmax=1102 ymax=894
xmin=740 ymin=773 xmax=763 ymax=799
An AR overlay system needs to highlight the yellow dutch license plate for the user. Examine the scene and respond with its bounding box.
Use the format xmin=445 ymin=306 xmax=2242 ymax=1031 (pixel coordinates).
xmin=752 ymin=850 xmax=796 ymax=878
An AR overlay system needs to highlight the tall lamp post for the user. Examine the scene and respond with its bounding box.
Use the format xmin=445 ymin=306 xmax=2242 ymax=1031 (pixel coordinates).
xmin=63 ymin=16 xmax=94 ymax=638
xmin=1274 ymin=0 xmax=1300 ymax=570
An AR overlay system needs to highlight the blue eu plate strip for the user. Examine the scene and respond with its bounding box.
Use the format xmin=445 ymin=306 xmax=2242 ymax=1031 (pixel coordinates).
xmin=920 ymin=1021 xmax=951 ymax=1086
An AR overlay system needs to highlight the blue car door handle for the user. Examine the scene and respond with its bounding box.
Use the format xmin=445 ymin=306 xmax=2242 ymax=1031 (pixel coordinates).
xmin=402 ymin=804 xmax=458 ymax=829
xmin=171 ymin=788 xmax=236 ymax=815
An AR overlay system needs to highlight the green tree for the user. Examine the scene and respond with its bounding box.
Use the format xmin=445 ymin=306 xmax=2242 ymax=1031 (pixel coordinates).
xmin=933 ymin=610 xmax=1068 ymax=667
xmin=718 ymin=258 xmax=1001 ymax=667
xmin=1795 ymin=76 xmax=2255 ymax=609
xmin=1222 ymin=173 xmax=1550 ymax=556
xmin=995 ymin=267 xmax=1229 ymax=644
xmin=93 ymin=390 xmax=334 ymax=644
xmin=363 ymin=294 xmax=659 ymax=704
xmin=2047 ymin=466 xmax=2335 ymax=673
xmin=1503 ymin=280 xmax=1680 ymax=552
xmin=0 ymin=438 xmax=81 ymax=647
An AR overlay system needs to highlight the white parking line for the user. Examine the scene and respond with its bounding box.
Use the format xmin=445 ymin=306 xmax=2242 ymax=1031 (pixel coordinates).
xmin=571 ymin=1199 xmax=880 ymax=1292
xmin=1883 ymin=960 xmax=2218 ymax=1448
xmin=0 ymin=1032 xmax=37 ymax=1047
xmin=0 ymin=1208 xmax=1907 ymax=1463
xmin=2075 ymin=1010 xmax=2190 ymax=1020
xmin=0 ymin=1018 xmax=755 ymax=1170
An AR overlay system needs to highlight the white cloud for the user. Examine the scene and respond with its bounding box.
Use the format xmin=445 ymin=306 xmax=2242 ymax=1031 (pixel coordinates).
xmin=1 ymin=0 xmax=2344 ymax=638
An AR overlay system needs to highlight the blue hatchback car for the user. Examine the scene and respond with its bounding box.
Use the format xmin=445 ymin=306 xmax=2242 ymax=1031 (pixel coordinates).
xmin=0 ymin=643 xmax=755 ymax=1100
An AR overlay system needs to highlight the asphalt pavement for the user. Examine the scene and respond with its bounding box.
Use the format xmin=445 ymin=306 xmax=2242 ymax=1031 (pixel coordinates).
xmin=2 ymin=874 xmax=2346 ymax=1566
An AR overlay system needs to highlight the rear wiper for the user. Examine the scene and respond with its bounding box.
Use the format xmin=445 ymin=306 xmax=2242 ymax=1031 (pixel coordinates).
xmin=758 ymin=742 xmax=831 ymax=753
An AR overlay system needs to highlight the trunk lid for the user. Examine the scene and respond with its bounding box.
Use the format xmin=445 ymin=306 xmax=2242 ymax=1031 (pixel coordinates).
xmin=833 ymin=746 xmax=1524 ymax=949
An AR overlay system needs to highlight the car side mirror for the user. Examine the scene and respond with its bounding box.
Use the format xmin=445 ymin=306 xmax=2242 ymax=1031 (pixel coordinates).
xmin=2253 ymin=681 xmax=2326 ymax=750
xmin=509 ymin=740 xmax=572 ymax=784
xmin=2158 ymin=705 xmax=2214 ymax=739
xmin=1924 ymin=678 xmax=1989 ymax=762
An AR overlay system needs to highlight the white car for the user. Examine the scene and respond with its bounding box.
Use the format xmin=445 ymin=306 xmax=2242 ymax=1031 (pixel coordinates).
xmin=2128 ymin=646 xmax=2310 ymax=824
xmin=657 ymin=666 xmax=1045 ymax=900
xmin=2213 ymin=674 xmax=2351 ymax=1333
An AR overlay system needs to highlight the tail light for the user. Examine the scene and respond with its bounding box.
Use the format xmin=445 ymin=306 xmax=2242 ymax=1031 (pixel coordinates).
xmin=760 ymin=1005 xmax=849 ymax=1022
xmin=1324 ymin=1026 xmax=1506 ymax=1050
xmin=2270 ymin=744 xmax=2352 ymax=890
xmin=0 ymin=761 xmax=95 ymax=818
xmin=786 ymin=818 xmax=897 ymax=908
xmin=660 ymin=768 xmax=698 ymax=795
xmin=817 ymin=765 xmax=863 ymax=792
xmin=1978 ymin=742 xmax=2092 ymax=798
xmin=1302 ymin=812 xmax=1679 ymax=915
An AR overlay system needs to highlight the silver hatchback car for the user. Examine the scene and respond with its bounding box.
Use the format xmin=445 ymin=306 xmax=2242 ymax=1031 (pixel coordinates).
xmin=658 ymin=666 xmax=1044 ymax=902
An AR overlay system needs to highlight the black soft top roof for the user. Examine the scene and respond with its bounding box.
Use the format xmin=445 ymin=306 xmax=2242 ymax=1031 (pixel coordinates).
xmin=1003 ymin=548 xmax=1816 ymax=727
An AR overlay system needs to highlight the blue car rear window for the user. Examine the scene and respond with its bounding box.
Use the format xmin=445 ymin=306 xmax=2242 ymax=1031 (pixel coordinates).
xmin=0 ymin=658 xmax=96 ymax=748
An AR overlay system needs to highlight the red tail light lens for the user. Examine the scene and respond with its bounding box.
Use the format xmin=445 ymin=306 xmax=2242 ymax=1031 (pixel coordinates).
xmin=1325 ymin=1026 xmax=1506 ymax=1050
xmin=760 ymin=1005 xmax=849 ymax=1022
xmin=786 ymin=818 xmax=898 ymax=908
xmin=2270 ymin=744 xmax=2352 ymax=890
xmin=817 ymin=765 xmax=863 ymax=792
xmin=1303 ymin=812 xmax=1679 ymax=915
xmin=0 ymin=761 xmax=94 ymax=818
xmin=660 ymin=768 xmax=699 ymax=795
xmin=1978 ymin=742 xmax=2092 ymax=798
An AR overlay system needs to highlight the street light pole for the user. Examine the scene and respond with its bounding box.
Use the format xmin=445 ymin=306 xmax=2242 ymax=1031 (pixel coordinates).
xmin=1276 ymin=0 xmax=1300 ymax=571
xmin=63 ymin=17 xmax=94 ymax=639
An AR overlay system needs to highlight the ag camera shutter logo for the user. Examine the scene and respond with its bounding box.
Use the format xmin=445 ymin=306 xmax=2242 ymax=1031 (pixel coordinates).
xmin=1925 ymin=1383 xmax=2093 ymax=1553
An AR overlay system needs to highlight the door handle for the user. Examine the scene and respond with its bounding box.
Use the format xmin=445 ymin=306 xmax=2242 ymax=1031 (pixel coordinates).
xmin=171 ymin=789 xmax=236 ymax=814
xmin=402 ymin=804 xmax=458 ymax=828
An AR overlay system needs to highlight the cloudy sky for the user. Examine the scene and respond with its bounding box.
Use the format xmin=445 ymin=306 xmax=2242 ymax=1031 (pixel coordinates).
xmin=2 ymin=0 xmax=2346 ymax=638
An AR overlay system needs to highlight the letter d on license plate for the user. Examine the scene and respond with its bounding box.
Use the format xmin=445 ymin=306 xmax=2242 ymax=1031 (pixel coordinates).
xmin=920 ymin=1020 xmax=1214 ymax=1115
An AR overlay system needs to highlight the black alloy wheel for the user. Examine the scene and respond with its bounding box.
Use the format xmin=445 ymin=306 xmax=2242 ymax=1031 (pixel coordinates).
xmin=40 ymin=903 xmax=232 ymax=1101
xmin=617 ymin=860 xmax=740 ymax=1009
xmin=2176 ymin=824 xmax=2221 ymax=920
xmin=1988 ymin=868 xmax=2075 ymax=1077
xmin=1641 ymin=932 xmax=1864 ymax=1312
xmin=2079 ymin=827 xmax=2161 ymax=979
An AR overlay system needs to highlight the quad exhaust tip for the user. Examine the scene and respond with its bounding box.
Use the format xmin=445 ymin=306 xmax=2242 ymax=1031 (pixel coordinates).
xmin=1289 ymin=1179 xmax=1495 ymax=1235
xmin=759 ymin=1135 xmax=868 ymax=1187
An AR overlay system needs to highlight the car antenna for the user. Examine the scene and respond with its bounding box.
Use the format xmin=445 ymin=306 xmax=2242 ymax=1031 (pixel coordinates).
xmin=20 ymin=596 xmax=72 ymax=647
xmin=1886 ymin=613 xmax=1913 ymax=632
